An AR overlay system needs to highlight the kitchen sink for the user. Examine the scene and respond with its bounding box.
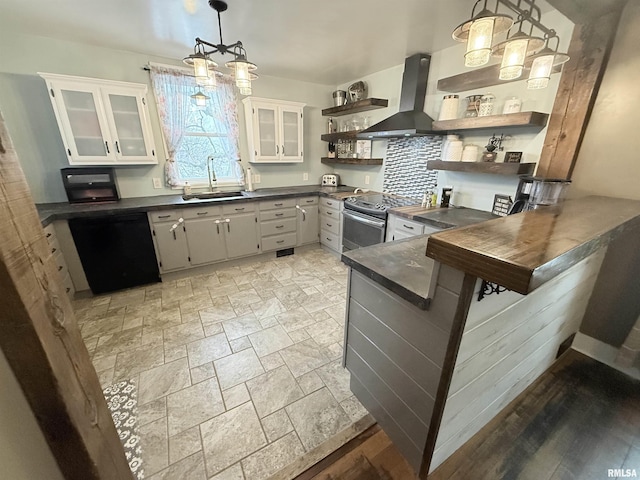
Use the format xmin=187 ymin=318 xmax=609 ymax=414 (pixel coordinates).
xmin=182 ymin=191 xmax=246 ymax=200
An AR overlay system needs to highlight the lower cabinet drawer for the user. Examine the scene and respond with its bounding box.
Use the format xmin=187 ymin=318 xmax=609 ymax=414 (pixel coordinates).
xmin=262 ymin=232 xmax=297 ymax=252
xmin=182 ymin=205 xmax=222 ymax=219
xmin=319 ymin=206 xmax=340 ymax=219
xmin=260 ymin=217 xmax=296 ymax=237
xmin=320 ymin=230 xmax=340 ymax=250
xmin=320 ymin=197 xmax=341 ymax=210
xmin=259 ymin=198 xmax=296 ymax=211
xmin=222 ymin=202 xmax=255 ymax=215
xmin=150 ymin=210 xmax=179 ymax=223
xmin=320 ymin=214 xmax=340 ymax=236
xmin=395 ymin=219 xmax=425 ymax=236
xmin=260 ymin=208 xmax=296 ymax=221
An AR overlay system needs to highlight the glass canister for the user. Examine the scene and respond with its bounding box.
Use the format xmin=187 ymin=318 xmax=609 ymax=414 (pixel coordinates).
xmin=478 ymin=94 xmax=495 ymax=117
xmin=464 ymin=95 xmax=483 ymax=118
xmin=438 ymin=95 xmax=460 ymax=121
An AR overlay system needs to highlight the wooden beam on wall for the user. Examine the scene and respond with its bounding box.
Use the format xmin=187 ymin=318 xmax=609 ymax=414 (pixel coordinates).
xmin=545 ymin=0 xmax=628 ymax=25
xmin=536 ymin=6 xmax=625 ymax=180
xmin=0 ymin=112 xmax=132 ymax=480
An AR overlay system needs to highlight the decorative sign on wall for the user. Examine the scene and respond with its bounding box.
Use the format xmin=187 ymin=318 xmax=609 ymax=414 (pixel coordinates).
xmin=504 ymin=151 xmax=523 ymax=163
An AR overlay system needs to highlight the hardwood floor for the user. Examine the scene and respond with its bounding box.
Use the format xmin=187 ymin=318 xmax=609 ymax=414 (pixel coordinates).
xmin=296 ymin=350 xmax=640 ymax=480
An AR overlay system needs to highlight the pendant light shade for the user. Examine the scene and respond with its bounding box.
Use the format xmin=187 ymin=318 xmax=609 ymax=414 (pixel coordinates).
xmin=191 ymin=90 xmax=210 ymax=108
xmin=527 ymin=47 xmax=570 ymax=89
xmin=452 ymin=6 xmax=513 ymax=42
xmin=465 ymin=17 xmax=495 ymax=67
xmin=499 ymin=37 xmax=528 ymax=80
xmin=225 ymin=56 xmax=257 ymax=91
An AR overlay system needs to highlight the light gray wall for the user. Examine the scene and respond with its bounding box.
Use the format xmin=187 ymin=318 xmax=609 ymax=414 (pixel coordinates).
xmin=0 ymin=350 xmax=65 ymax=480
xmin=569 ymin=0 xmax=640 ymax=200
xmin=0 ymin=30 xmax=333 ymax=204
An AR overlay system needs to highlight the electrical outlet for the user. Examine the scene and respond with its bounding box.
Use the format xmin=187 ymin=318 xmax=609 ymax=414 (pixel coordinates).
xmin=364 ymin=175 xmax=370 ymax=185
xmin=303 ymin=172 xmax=309 ymax=181
xmin=254 ymin=174 xmax=261 ymax=184
xmin=152 ymin=177 xmax=162 ymax=189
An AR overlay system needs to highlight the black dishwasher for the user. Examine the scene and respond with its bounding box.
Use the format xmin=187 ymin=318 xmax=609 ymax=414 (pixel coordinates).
xmin=69 ymin=213 xmax=160 ymax=294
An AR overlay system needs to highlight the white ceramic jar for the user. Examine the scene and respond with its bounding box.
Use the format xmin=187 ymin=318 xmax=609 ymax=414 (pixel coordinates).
xmin=439 ymin=95 xmax=460 ymax=121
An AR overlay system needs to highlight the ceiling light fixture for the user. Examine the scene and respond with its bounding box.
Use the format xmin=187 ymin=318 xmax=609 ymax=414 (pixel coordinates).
xmin=452 ymin=1 xmax=514 ymax=68
xmin=190 ymin=90 xmax=210 ymax=108
xmin=183 ymin=0 xmax=258 ymax=97
xmin=526 ymin=36 xmax=570 ymax=89
xmin=452 ymin=0 xmax=569 ymax=87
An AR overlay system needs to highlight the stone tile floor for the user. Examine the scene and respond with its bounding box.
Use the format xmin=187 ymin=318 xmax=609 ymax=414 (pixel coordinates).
xmin=72 ymin=246 xmax=369 ymax=480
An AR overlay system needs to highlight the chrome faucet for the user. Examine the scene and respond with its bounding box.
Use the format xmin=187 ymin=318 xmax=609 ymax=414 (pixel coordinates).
xmin=207 ymin=155 xmax=217 ymax=192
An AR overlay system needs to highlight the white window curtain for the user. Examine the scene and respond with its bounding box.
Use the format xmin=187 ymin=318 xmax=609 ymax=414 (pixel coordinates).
xmin=149 ymin=64 xmax=241 ymax=187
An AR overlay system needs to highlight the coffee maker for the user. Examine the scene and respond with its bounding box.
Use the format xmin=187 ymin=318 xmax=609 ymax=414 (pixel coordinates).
xmin=507 ymin=176 xmax=571 ymax=214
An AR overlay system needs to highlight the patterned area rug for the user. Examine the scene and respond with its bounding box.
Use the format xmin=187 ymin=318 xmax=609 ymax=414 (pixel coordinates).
xmin=103 ymin=379 xmax=144 ymax=479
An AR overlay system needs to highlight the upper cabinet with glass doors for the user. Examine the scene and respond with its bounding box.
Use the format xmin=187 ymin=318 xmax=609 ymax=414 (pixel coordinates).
xmin=242 ymin=97 xmax=305 ymax=163
xmin=39 ymin=73 xmax=157 ymax=165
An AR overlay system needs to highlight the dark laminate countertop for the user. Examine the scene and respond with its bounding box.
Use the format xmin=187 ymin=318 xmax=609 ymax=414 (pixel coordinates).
xmin=37 ymin=185 xmax=359 ymax=226
xmin=426 ymin=195 xmax=640 ymax=295
xmin=389 ymin=205 xmax=499 ymax=229
xmin=342 ymin=235 xmax=436 ymax=310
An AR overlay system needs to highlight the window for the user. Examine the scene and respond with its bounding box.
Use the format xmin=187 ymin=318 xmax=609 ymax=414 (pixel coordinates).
xmin=149 ymin=64 xmax=242 ymax=187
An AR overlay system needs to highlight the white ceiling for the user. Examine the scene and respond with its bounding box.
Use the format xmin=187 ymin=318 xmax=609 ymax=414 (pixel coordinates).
xmin=0 ymin=0 xmax=554 ymax=85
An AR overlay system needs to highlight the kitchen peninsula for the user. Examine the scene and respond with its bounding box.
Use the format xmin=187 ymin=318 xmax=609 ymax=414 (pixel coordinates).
xmin=341 ymin=195 xmax=640 ymax=478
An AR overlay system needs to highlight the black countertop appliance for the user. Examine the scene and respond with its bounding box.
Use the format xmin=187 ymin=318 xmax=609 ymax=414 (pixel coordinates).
xmin=61 ymin=167 xmax=119 ymax=204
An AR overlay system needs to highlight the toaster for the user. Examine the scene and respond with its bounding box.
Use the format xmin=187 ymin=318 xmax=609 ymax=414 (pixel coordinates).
xmin=321 ymin=174 xmax=340 ymax=186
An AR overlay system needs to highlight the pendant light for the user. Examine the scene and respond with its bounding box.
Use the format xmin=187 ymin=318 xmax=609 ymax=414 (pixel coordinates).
xmin=492 ymin=23 xmax=544 ymax=81
xmin=183 ymin=0 xmax=258 ymax=97
xmin=453 ymin=0 xmax=514 ymax=68
xmin=190 ymin=91 xmax=210 ymax=108
xmin=450 ymin=0 xmax=569 ymax=87
xmin=527 ymin=37 xmax=570 ymax=89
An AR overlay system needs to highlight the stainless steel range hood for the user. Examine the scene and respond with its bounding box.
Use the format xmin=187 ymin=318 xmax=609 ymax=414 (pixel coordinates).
xmin=358 ymin=53 xmax=440 ymax=139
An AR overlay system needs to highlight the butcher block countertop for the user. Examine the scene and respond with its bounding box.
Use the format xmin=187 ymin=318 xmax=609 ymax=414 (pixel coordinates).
xmin=426 ymin=196 xmax=640 ymax=295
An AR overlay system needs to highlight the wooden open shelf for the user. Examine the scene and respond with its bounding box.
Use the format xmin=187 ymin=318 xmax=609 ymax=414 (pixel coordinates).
xmin=322 ymin=98 xmax=388 ymax=117
xmin=320 ymin=130 xmax=363 ymax=142
xmin=432 ymin=111 xmax=549 ymax=132
xmin=321 ymin=157 xmax=383 ymax=166
xmin=437 ymin=62 xmax=562 ymax=93
xmin=427 ymin=160 xmax=536 ymax=176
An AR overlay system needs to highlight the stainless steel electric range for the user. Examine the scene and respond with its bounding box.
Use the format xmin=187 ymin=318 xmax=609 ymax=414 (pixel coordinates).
xmin=342 ymin=193 xmax=419 ymax=251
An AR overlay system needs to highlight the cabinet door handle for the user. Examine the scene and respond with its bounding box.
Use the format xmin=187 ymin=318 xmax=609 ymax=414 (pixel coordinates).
xmin=282 ymin=145 xmax=285 ymax=155
xmin=326 ymin=237 xmax=332 ymax=242
xmin=306 ymin=200 xmax=314 ymax=203
xmin=326 ymin=201 xmax=333 ymax=206
xmin=277 ymin=240 xmax=285 ymax=244
xmin=235 ymin=207 xmax=245 ymax=211
xmin=403 ymin=224 xmax=414 ymax=230
xmin=58 ymin=265 xmax=63 ymax=271
xmin=158 ymin=214 xmax=171 ymax=219
xmin=46 ymin=232 xmax=52 ymax=238
xmin=66 ymin=287 xmax=71 ymax=293
xmin=104 ymin=141 xmax=110 ymax=154
xmin=301 ymin=209 xmax=306 ymax=221
xmin=115 ymin=141 xmax=120 ymax=153
xmin=275 ymin=225 xmax=284 ymax=229
xmin=173 ymin=230 xmax=177 ymax=240
xmin=275 ymin=203 xmax=283 ymax=207
xmin=197 ymin=212 xmax=208 ymax=216
xmin=51 ymin=247 xmax=57 ymax=254
xmin=226 ymin=218 xmax=231 ymax=233
xmin=276 ymin=145 xmax=279 ymax=154
xmin=326 ymin=223 xmax=332 ymax=227
xmin=326 ymin=211 xmax=333 ymax=216
xmin=275 ymin=213 xmax=284 ymax=217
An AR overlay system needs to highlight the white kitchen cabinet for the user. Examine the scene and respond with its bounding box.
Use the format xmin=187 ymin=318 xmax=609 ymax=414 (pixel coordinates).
xmin=152 ymin=220 xmax=190 ymax=273
xmin=242 ymin=97 xmax=305 ymax=163
xmin=39 ymin=73 xmax=157 ymax=165
xmin=182 ymin=206 xmax=226 ymax=266
xmin=296 ymin=196 xmax=319 ymax=246
xmin=225 ymin=212 xmax=260 ymax=258
xmin=319 ymin=197 xmax=343 ymax=253
xmin=387 ymin=214 xmax=446 ymax=242
xmin=259 ymin=199 xmax=297 ymax=252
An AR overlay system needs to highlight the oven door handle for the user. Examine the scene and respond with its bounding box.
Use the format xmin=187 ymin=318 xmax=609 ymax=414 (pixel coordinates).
xmin=342 ymin=210 xmax=386 ymax=228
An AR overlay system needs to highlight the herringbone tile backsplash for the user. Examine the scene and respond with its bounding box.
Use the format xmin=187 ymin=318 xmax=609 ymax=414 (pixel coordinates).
xmin=383 ymin=136 xmax=440 ymax=199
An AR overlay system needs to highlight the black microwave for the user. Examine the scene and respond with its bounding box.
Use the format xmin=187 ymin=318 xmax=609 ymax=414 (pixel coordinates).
xmin=61 ymin=167 xmax=120 ymax=204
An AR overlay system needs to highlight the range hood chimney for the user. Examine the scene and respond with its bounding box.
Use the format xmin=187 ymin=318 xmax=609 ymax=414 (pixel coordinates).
xmin=358 ymin=53 xmax=439 ymax=139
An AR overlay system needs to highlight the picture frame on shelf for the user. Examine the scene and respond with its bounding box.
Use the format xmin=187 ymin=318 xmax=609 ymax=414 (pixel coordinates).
xmin=505 ymin=151 xmax=523 ymax=163
xmin=356 ymin=140 xmax=372 ymax=159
